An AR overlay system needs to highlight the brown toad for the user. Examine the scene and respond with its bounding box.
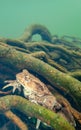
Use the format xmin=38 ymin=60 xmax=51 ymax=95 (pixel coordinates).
xmin=3 ymin=69 xmax=61 ymax=110
xmin=3 ymin=69 xmax=76 ymax=128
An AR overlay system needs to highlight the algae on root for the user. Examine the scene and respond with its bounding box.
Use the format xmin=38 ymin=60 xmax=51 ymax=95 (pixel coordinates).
xmin=0 ymin=44 xmax=81 ymax=109
xmin=0 ymin=95 xmax=75 ymax=130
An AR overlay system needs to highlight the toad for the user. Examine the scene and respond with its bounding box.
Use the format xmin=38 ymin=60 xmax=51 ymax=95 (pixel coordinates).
xmin=3 ymin=69 xmax=76 ymax=128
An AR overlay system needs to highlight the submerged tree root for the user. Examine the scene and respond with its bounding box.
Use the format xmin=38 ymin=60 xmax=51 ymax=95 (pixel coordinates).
xmin=47 ymin=84 xmax=81 ymax=124
xmin=5 ymin=110 xmax=28 ymax=130
xmin=0 ymin=95 xmax=75 ymax=130
xmin=18 ymin=24 xmax=52 ymax=42
xmin=0 ymin=37 xmax=81 ymax=71
xmin=0 ymin=44 xmax=81 ymax=110
xmin=0 ymin=24 xmax=81 ymax=129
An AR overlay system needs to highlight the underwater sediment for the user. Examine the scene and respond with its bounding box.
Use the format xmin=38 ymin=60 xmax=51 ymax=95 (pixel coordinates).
xmin=0 ymin=24 xmax=81 ymax=130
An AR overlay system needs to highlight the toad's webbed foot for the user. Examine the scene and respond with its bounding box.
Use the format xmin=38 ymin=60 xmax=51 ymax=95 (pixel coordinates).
xmin=2 ymin=80 xmax=21 ymax=93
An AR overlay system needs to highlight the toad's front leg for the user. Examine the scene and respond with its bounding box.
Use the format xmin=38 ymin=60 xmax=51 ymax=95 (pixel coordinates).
xmin=2 ymin=80 xmax=22 ymax=93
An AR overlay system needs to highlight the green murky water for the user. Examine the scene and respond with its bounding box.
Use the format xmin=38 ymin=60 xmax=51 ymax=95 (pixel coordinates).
xmin=0 ymin=0 xmax=81 ymax=43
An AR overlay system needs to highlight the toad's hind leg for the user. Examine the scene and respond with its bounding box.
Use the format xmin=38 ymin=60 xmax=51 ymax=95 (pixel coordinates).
xmin=36 ymin=119 xmax=41 ymax=129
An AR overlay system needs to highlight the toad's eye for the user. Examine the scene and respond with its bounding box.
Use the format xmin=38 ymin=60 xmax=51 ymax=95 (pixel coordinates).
xmin=25 ymin=76 xmax=31 ymax=82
